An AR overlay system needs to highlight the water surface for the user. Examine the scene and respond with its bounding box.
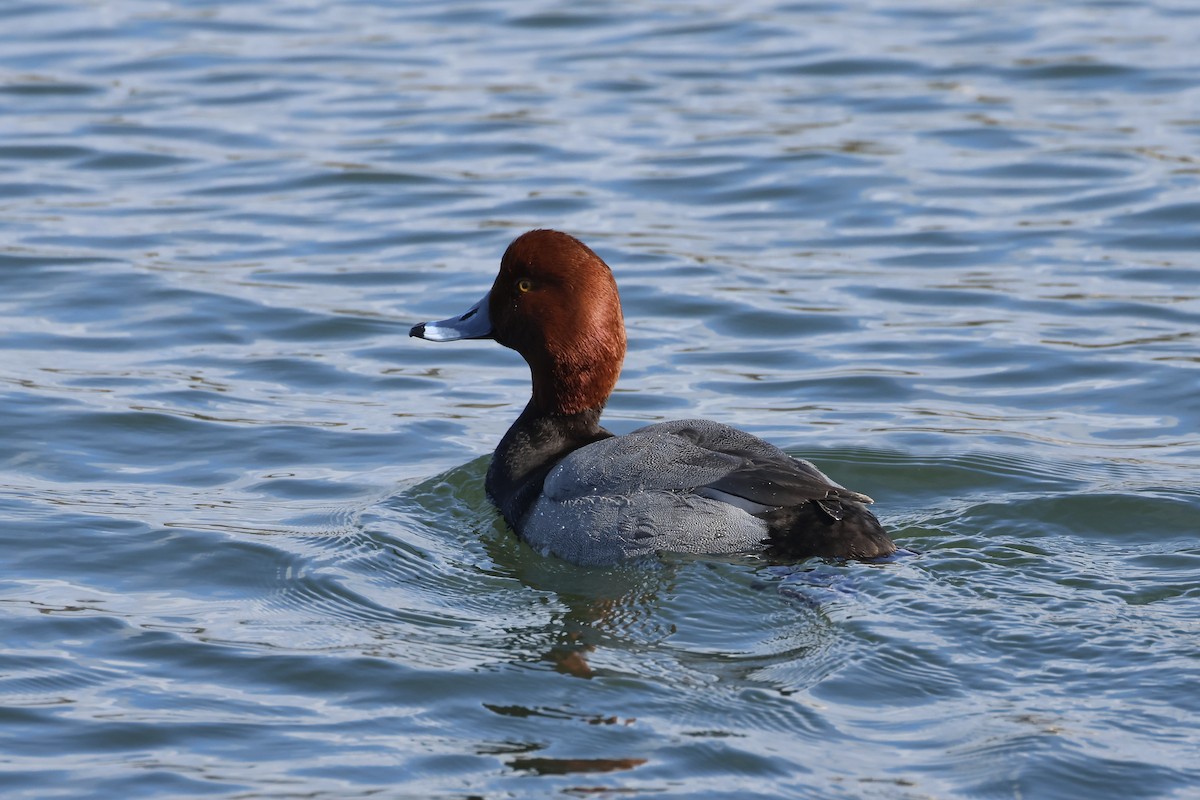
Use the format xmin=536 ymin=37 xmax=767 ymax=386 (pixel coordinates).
xmin=2 ymin=1 xmax=1199 ymax=798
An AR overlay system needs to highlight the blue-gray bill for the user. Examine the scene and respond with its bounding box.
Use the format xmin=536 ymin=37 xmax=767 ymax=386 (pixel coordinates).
xmin=410 ymin=291 xmax=493 ymax=341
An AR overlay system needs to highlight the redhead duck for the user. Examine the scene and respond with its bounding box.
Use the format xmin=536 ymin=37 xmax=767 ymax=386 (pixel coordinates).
xmin=410 ymin=230 xmax=895 ymax=566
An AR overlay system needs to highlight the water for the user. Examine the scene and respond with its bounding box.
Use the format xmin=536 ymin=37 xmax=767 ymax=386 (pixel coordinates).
xmin=2 ymin=0 xmax=1199 ymax=797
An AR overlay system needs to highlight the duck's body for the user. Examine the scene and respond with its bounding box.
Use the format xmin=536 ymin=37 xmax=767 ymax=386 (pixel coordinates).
xmin=411 ymin=230 xmax=895 ymax=566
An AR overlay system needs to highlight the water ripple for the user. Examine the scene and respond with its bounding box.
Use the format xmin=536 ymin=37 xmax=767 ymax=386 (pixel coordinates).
xmin=2 ymin=0 xmax=1200 ymax=797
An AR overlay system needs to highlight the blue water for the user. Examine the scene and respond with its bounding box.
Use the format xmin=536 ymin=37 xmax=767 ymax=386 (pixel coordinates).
xmin=2 ymin=1 xmax=1199 ymax=797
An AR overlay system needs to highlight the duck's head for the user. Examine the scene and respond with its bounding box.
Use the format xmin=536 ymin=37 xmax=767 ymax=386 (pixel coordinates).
xmin=411 ymin=229 xmax=626 ymax=416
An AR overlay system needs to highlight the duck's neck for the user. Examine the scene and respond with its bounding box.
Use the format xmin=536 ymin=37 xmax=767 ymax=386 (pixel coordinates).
xmin=529 ymin=354 xmax=621 ymax=418
xmin=485 ymin=402 xmax=612 ymax=530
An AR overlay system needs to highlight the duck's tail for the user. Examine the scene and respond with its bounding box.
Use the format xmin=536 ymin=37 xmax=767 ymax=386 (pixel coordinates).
xmin=760 ymin=497 xmax=896 ymax=560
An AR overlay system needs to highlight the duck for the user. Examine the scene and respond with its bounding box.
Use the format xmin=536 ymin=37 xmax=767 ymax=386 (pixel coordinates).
xmin=410 ymin=229 xmax=895 ymax=566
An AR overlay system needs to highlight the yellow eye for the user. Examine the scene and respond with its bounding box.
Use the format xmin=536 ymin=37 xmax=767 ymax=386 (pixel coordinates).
xmin=517 ymin=278 xmax=533 ymax=293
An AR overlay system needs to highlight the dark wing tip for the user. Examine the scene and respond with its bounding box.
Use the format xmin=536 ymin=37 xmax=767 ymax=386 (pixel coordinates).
xmin=838 ymin=489 xmax=874 ymax=504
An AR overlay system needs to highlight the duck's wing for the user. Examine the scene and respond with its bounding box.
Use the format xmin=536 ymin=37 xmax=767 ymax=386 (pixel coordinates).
xmin=543 ymin=418 xmax=871 ymax=513
xmin=695 ymin=456 xmax=872 ymax=516
xmin=539 ymin=420 xmax=733 ymax=501
xmin=660 ymin=420 xmax=873 ymax=519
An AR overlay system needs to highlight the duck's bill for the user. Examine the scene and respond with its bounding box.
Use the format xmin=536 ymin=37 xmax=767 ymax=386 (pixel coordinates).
xmin=409 ymin=291 xmax=493 ymax=341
